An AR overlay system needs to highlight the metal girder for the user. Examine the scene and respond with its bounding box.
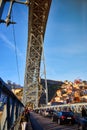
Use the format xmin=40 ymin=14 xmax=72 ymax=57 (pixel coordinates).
xmin=23 ymin=0 xmax=52 ymax=107
xmin=37 ymin=103 xmax=87 ymax=113
xmin=0 ymin=0 xmax=5 ymax=19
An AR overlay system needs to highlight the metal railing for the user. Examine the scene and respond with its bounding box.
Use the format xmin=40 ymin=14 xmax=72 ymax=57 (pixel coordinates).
xmin=0 ymin=78 xmax=24 ymax=130
xmin=35 ymin=102 xmax=87 ymax=113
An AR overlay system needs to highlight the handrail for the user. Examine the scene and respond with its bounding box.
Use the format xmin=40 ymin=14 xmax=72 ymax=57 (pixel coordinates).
xmin=0 ymin=78 xmax=23 ymax=106
xmin=10 ymin=114 xmax=22 ymax=130
xmin=0 ymin=78 xmax=24 ymax=130
xmin=34 ymin=102 xmax=87 ymax=113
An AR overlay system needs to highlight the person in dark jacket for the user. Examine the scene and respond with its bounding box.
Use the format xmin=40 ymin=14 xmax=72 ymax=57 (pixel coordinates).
xmin=82 ymin=106 xmax=86 ymax=117
xmin=20 ymin=111 xmax=28 ymax=130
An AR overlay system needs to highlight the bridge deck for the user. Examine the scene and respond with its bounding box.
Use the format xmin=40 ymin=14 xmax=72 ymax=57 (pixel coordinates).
xmin=30 ymin=111 xmax=78 ymax=130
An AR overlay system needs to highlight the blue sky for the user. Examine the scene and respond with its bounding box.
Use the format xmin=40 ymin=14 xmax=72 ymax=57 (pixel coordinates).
xmin=0 ymin=0 xmax=87 ymax=85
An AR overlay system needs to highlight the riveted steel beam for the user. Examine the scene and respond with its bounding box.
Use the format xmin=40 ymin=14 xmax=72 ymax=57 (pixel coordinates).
xmin=23 ymin=0 xmax=52 ymax=108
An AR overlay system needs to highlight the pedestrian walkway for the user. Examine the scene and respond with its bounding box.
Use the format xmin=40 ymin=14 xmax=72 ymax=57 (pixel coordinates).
xmin=30 ymin=111 xmax=78 ymax=130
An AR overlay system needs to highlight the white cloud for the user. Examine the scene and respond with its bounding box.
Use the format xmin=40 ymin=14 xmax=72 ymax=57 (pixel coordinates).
xmin=45 ymin=41 xmax=87 ymax=57
xmin=0 ymin=33 xmax=23 ymax=57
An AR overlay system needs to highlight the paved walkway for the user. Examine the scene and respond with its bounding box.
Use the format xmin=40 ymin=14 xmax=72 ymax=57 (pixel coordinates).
xmin=30 ymin=112 xmax=78 ymax=130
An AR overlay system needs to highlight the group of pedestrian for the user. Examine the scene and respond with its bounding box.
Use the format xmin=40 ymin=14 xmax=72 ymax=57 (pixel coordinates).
xmin=20 ymin=107 xmax=30 ymax=130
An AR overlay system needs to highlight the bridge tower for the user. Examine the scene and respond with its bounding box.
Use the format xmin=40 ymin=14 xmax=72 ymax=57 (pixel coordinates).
xmin=23 ymin=0 xmax=52 ymax=108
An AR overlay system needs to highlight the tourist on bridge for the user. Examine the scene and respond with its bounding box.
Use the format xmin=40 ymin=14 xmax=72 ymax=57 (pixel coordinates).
xmin=20 ymin=110 xmax=28 ymax=130
xmin=20 ymin=111 xmax=27 ymax=130
xmin=20 ymin=107 xmax=30 ymax=130
xmin=81 ymin=106 xmax=87 ymax=118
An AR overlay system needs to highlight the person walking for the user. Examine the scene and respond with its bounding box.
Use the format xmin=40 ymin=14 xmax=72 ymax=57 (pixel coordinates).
xmin=20 ymin=111 xmax=28 ymax=130
xmin=82 ymin=106 xmax=87 ymax=118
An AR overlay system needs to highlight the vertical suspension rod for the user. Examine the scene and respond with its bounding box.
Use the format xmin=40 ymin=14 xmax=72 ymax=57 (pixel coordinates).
xmin=41 ymin=35 xmax=48 ymax=105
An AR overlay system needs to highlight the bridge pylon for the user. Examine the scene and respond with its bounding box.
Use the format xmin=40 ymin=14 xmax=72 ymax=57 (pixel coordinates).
xmin=23 ymin=0 xmax=52 ymax=108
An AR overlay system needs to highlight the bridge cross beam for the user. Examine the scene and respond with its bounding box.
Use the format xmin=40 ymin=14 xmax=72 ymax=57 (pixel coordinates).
xmin=0 ymin=0 xmax=30 ymax=26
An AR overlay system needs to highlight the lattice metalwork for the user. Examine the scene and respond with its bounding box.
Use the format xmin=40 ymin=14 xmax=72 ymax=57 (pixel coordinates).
xmin=23 ymin=0 xmax=52 ymax=108
xmin=35 ymin=103 xmax=87 ymax=113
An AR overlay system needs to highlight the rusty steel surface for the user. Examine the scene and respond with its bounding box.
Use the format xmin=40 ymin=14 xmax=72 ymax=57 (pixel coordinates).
xmin=23 ymin=0 xmax=52 ymax=107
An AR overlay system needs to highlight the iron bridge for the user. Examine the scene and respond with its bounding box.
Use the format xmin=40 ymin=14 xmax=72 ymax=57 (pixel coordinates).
xmin=23 ymin=0 xmax=52 ymax=107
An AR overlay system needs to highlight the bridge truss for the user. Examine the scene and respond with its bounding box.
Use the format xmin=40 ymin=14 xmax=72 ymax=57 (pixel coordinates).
xmin=35 ymin=103 xmax=87 ymax=113
xmin=23 ymin=0 xmax=52 ymax=107
xmin=0 ymin=0 xmax=52 ymax=108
